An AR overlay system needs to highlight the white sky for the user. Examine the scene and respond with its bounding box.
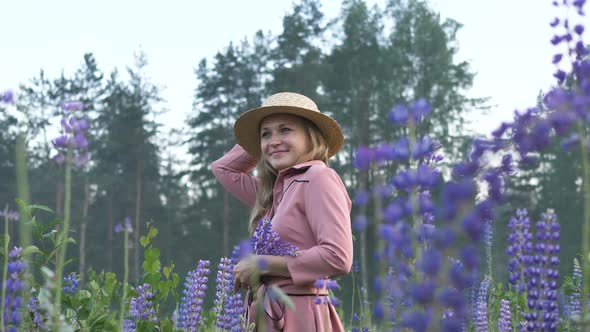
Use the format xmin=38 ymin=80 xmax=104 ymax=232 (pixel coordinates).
xmin=1 ymin=0 xmax=588 ymax=139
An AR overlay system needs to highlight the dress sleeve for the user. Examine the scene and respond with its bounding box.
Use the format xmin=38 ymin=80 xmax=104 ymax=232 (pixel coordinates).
xmin=286 ymin=167 xmax=353 ymax=285
xmin=211 ymin=144 xmax=259 ymax=208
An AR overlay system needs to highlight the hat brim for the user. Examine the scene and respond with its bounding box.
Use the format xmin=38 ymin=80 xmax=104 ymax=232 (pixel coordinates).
xmin=234 ymin=105 xmax=344 ymax=159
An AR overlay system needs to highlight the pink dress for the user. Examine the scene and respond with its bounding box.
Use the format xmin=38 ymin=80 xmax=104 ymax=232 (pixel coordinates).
xmin=211 ymin=144 xmax=353 ymax=332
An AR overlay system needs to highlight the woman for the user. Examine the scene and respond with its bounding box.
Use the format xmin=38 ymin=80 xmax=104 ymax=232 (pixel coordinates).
xmin=211 ymin=92 xmax=353 ymax=331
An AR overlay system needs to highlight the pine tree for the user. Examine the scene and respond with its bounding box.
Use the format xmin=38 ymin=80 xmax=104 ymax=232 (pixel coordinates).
xmin=187 ymin=37 xmax=268 ymax=257
xmin=268 ymin=0 xmax=326 ymax=100
xmin=92 ymin=51 xmax=163 ymax=278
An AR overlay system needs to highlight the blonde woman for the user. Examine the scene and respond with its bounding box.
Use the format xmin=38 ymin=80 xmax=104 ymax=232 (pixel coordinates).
xmin=211 ymin=92 xmax=353 ymax=331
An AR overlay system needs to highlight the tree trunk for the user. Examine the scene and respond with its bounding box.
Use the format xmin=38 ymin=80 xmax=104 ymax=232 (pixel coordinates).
xmin=79 ymin=178 xmax=89 ymax=285
xmin=107 ymin=191 xmax=114 ymax=272
xmin=134 ymin=160 xmax=142 ymax=279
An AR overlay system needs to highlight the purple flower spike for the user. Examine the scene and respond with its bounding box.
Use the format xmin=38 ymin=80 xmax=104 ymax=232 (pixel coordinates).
xmin=251 ymin=218 xmax=300 ymax=257
xmin=575 ymin=40 xmax=587 ymax=57
xmin=4 ymin=247 xmax=27 ymax=330
xmin=401 ymin=310 xmax=431 ymax=332
xmin=474 ymin=276 xmax=490 ymax=332
xmin=411 ymin=281 xmax=436 ymax=304
xmin=124 ymin=217 xmax=133 ymax=233
xmin=354 ymin=190 xmax=370 ymax=206
xmin=352 ymin=214 xmax=368 ymax=232
xmin=60 ymin=116 xmax=73 ymax=133
xmin=74 ymin=133 xmax=88 ymax=150
xmin=492 ymin=122 xmax=511 ymax=138
xmin=70 ymin=117 xmax=90 ymax=133
xmin=409 ymin=98 xmax=433 ymax=121
xmin=314 ymin=278 xmax=340 ymax=306
xmin=28 ymin=296 xmax=45 ymax=330
xmin=60 ymin=101 xmax=85 ymax=111
xmin=178 ymin=260 xmax=211 ymax=330
xmin=388 ymin=104 xmax=409 ymax=124
xmin=554 ymin=69 xmax=567 ymax=83
xmin=525 ymin=209 xmax=560 ymax=331
xmin=213 ymin=257 xmax=244 ymax=330
xmin=420 ymin=249 xmax=441 ymax=276
xmin=352 ymin=146 xmax=374 ymax=170
xmin=63 ymin=272 xmax=79 ymax=295
xmin=0 ymin=210 xmax=20 ymax=222
xmin=507 ymin=209 xmax=533 ymax=293
xmin=498 ymin=299 xmax=512 ymax=332
xmin=128 ymin=284 xmax=158 ymax=323
xmin=1 ymin=90 xmax=14 ymax=104
xmin=52 ymin=135 xmax=70 ymax=149
xmin=550 ymin=35 xmax=563 ymax=45
xmin=115 ymin=217 xmax=133 ymax=233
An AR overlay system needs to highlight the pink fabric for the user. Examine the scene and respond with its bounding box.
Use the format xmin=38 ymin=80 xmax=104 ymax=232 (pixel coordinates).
xmin=211 ymin=144 xmax=353 ymax=332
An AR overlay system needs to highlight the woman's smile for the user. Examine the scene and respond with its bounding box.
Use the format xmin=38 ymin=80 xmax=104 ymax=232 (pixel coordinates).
xmin=260 ymin=114 xmax=310 ymax=171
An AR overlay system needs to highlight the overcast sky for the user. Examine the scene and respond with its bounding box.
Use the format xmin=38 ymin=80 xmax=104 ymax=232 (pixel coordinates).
xmin=1 ymin=0 xmax=588 ymax=138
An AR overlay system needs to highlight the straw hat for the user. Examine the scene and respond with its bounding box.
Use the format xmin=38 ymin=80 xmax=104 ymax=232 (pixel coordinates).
xmin=234 ymin=92 xmax=344 ymax=159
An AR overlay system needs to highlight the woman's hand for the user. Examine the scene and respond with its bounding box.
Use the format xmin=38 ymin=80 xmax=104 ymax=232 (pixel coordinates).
xmin=233 ymin=255 xmax=261 ymax=291
xmin=233 ymin=255 xmax=292 ymax=291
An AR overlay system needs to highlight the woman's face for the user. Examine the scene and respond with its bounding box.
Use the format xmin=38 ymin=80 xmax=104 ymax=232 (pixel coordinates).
xmin=260 ymin=113 xmax=310 ymax=171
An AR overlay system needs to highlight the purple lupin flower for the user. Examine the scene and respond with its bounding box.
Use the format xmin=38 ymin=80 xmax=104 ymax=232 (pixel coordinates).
xmin=213 ymin=257 xmax=236 ymax=329
xmin=314 ymin=279 xmax=340 ymax=306
xmin=0 ymin=210 xmax=19 ymax=222
xmin=412 ymin=137 xmax=438 ymax=160
xmin=225 ymin=292 xmax=246 ymax=332
xmin=474 ymin=276 xmax=490 ymax=332
xmin=63 ymin=272 xmax=79 ymax=295
xmin=498 ymin=299 xmax=512 ymax=332
xmin=123 ymin=319 xmax=136 ymax=332
xmin=0 ymin=90 xmax=14 ymax=104
xmin=391 ymin=137 xmax=411 ymax=161
xmin=27 ymin=295 xmax=45 ymax=330
xmin=400 ymin=309 xmax=431 ymax=332
xmin=507 ymin=208 xmax=533 ymax=293
xmin=409 ymin=98 xmax=433 ymax=123
xmin=3 ymin=247 xmax=27 ymax=332
xmin=52 ymin=101 xmax=91 ymax=168
xmin=351 ymin=313 xmax=369 ymax=332
xmin=388 ymin=99 xmax=432 ymax=125
xmin=525 ymin=209 xmax=560 ymax=331
xmin=115 ymin=217 xmax=133 ymax=234
xmin=52 ymin=135 xmax=70 ymax=149
xmin=354 ymin=189 xmax=370 ymax=207
xmin=352 ymin=214 xmax=368 ymax=232
xmin=251 ymin=218 xmax=300 ymax=257
xmin=212 ymin=256 xmax=246 ymax=331
xmin=128 ymin=284 xmax=158 ymax=325
xmin=567 ymin=258 xmax=582 ymax=320
xmin=178 ymin=260 xmax=211 ymax=331
xmin=388 ymin=104 xmax=409 ymax=124
xmin=352 ymin=145 xmax=374 ymax=170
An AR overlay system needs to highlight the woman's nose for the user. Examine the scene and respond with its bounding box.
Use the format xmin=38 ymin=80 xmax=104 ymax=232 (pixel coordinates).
xmin=269 ymin=134 xmax=281 ymax=145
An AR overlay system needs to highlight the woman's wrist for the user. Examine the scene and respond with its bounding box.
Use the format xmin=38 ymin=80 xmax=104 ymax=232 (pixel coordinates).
xmin=257 ymin=255 xmax=290 ymax=278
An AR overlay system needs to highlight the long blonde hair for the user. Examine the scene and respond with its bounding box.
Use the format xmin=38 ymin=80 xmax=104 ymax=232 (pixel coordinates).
xmin=248 ymin=116 xmax=330 ymax=233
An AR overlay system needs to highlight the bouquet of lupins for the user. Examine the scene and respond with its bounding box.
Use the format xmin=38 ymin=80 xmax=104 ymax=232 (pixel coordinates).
xmin=250 ymin=217 xmax=300 ymax=257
